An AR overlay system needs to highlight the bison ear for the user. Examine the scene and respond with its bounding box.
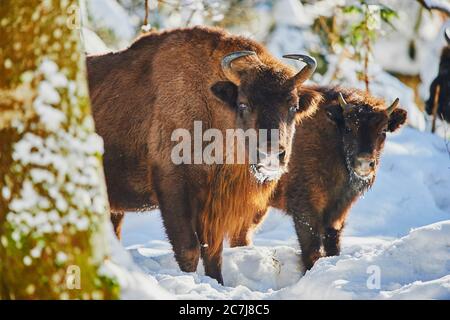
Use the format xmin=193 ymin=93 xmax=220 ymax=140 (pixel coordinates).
xmin=296 ymin=88 xmax=322 ymax=122
xmin=210 ymin=81 xmax=238 ymax=109
xmin=388 ymin=108 xmax=407 ymax=132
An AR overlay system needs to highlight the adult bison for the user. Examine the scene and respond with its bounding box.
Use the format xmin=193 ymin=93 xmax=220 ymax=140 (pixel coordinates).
xmin=231 ymin=86 xmax=407 ymax=271
xmin=87 ymin=26 xmax=320 ymax=284
xmin=426 ymin=28 xmax=450 ymax=123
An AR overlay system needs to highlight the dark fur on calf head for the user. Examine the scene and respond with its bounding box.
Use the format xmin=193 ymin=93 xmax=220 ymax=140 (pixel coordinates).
xmin=323 ymin=89 xmax=407 ymax=188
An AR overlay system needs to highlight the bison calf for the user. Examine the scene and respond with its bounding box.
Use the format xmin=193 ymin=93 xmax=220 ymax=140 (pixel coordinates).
xmin=232 ymin=86 xmax=407 ymax=271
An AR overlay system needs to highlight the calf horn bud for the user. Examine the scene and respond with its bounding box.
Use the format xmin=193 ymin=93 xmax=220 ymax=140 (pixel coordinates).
xmin=221 ymin=51 xmax=257 ymax=85
xmin=338 ymin=92 xmax=349 ymax=110
xmin=283 ymin=54 xmax=317 ymax=86
xmin=386 ymin=98 xmax=399 ymax=115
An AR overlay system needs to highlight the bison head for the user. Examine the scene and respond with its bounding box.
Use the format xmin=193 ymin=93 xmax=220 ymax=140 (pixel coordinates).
xmin=211 ymin=51 xmax=319 ymax=183
xmin=326 ymin=93 xmax=407 ymax=184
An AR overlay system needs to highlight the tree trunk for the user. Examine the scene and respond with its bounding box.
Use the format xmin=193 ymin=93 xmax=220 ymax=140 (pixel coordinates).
xmin=0 ymin=0 xmax=119 ymax=299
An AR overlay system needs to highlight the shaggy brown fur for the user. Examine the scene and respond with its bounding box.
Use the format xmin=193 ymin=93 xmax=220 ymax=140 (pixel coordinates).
xmin=230 ymin=86 xmax=407 ymax=271
xmin=87 ymin=26 xmax=320 ymax=284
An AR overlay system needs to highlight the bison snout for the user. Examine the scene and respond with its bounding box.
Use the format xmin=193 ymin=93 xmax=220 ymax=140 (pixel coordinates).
xmin=254 ymin=148 xmax=288 ymax=182
xmin=258 ymin=148 xmax=286 ymax=165
xmin=354 ymin=153 xmax=376 ymax=177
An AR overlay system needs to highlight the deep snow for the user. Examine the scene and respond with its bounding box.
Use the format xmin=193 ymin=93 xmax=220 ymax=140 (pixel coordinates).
xmin=119 ymin=127 xmax=450 ymax=299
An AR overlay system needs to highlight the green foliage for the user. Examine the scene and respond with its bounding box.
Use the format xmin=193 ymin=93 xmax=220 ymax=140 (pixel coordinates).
xmin=313 ymin=0 xmax=399 ymax=91
xmin=340 ymin=1 xmax=397 ymax=56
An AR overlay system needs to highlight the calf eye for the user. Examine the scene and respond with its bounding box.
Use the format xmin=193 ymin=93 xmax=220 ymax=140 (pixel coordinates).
xmin=289 ymin=105 xmax=299 ymax=113
xmin=345 ymin=126 xmax=352 ymax=134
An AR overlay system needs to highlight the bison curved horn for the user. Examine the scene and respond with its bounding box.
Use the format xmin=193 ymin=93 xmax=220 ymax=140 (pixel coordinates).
xmin=445 ymin=28 xmax=450 ymax=44
xmin=282 ymin=54 xmax=317 ymax=86
xmin=221 ymin=51 xmax=258 ymax=85
xmin=338 ymin=92 xmax=349 ymax=110
xmin=386 ymin=98 xmax=399 ymax=115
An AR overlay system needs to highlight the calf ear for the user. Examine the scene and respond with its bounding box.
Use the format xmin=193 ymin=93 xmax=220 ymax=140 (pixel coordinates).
xmin=210 ymin=81 xmax=238 ymax=109
xmin=388 ymin=108 xmax=407 ymax=132
xmin=296 ymin=88 xmax=322 ymax=122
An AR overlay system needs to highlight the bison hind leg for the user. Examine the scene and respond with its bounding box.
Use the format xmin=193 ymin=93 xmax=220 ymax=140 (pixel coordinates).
xmin=111 ymin=211 xmax=125 ymax=240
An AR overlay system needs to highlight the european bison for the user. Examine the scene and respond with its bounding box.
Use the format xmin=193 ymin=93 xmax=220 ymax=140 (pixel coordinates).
xmin=231 ymin=86 xmax=407 ymax=270
xmin=426 ymin=28 xmax=450 ymax=123
xmin=87 ymin=26 xmax=320 ymax=284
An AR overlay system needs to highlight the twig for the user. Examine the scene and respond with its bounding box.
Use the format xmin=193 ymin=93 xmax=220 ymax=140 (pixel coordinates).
xmin=185 ymin=9 xmax=197 ymax=27
xmin=431 ymin=85 xmax=440 ymax=133
xmin=144 ymin=0 xmax=149 ymax=26
xmin=363 ymin=37 xmax=371 ymax=93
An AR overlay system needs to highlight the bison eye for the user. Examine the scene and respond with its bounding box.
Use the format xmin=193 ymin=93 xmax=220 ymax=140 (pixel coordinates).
xmin=344 ymin=126 xmax=352 ymax=134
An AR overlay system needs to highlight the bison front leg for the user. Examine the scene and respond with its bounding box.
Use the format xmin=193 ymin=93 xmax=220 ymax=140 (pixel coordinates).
xmin=293 ymin=210 xmax=322 ymax=271
xmin=154 ymin=171 xmax=200 ymax=274
xmin=323 ymin=227 xmax=343 ymax=257
xmin=200 ymin=242 xmax=224 ymax=285
xmin=323 ymin=209 xmax=348 ymax=257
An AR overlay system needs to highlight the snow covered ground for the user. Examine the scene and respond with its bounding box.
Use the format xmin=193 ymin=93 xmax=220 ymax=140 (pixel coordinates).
xmin=119 ymin=126 xmax=450 ymax=299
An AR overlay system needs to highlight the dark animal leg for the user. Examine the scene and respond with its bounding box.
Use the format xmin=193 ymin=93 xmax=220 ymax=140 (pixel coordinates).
xmin=154 ymin=173 xmax=200 ymax=274
xmin=195 ymin=218 xmax=224 ymax=284
xmin=426 ymin=77 xmax=439 ymax=115
xmin=323 ymin=227 xmax=343 ymax=257
xmin=110 ymin=211 xmax=125 ymax=240
xmin=293 ymin=212 xmax=322 ymax=271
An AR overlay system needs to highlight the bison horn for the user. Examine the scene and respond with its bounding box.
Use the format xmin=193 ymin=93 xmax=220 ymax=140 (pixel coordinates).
xmin=386 ymin=98 xmax=399 ymax=115
xmin=283 ymin=54 xmax=317 ymax=86
xmin=445 ymin=28 xmax=450 ymax=44
xmin=221 ymin=51 xmax=258 ymax=85
xmin=338 ymin=92 xmax=348 ymax=110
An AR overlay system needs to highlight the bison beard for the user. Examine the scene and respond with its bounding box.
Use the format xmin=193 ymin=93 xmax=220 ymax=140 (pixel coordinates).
xmin=231 ymin=86 xmax=407 ymax=271
xmin=87 ymin=26 xmax=319 ymax=284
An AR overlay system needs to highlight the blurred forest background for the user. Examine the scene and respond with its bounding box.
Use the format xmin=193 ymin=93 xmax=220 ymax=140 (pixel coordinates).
xmin=81 ymin=0 xmax=450 ymax=138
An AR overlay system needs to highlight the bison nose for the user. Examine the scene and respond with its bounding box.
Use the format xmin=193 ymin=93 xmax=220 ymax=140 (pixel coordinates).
xmin=354 ymin=153 xmax=375 ymax=177
xmin=257 ymin=148 xmax=286 ymax=166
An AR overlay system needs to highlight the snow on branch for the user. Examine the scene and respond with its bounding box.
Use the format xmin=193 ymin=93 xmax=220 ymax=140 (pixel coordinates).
xmin=418 ymin=0 xmax=450 ymax=16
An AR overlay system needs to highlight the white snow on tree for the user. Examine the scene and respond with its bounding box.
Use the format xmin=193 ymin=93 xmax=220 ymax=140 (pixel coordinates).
xmin=0 ymin=0 xmax=120 ymax=299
